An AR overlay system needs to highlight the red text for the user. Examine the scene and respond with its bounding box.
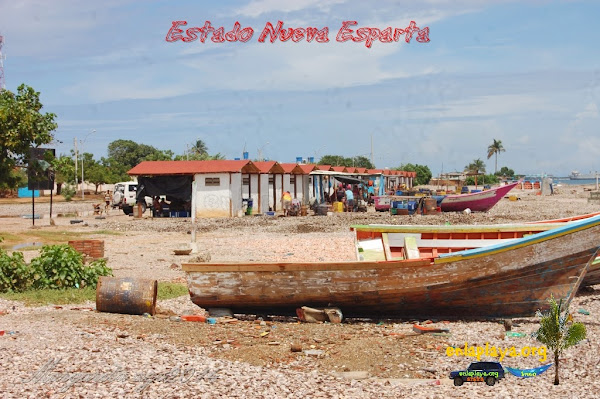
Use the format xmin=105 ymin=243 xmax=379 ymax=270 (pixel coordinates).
xmin=258 ymin=21 xmax=329 ymax=43
xmin=336 ymin=21 xmax=430 ymax=48
xmin=165 ymin=21 xmax=254 ymax=43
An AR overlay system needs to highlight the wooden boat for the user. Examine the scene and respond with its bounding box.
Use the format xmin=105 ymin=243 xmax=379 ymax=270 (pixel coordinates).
xmin=439 ymin=182 xmax=519 ymax=212
xmin=183 ymin=215 xmax=600 ymax=319
xmin=351 ymin=215 xmax=600 ymax=287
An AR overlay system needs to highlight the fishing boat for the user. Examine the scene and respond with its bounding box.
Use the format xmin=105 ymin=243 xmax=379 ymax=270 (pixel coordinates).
xmin=183 ymin=215 xmax=600 ymax=319
xmin=351 ymin=213 xmax=600 ymax=287
xmin=569 ymin=171 xmax=598 ymax=180
xmin=438 ymin=182 xmax=519 ymax=212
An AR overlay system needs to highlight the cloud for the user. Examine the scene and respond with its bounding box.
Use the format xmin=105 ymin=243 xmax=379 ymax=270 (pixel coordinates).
xmin=236 ymin=0 xmax=347 ymax=18
xmin=575 ymin=102 xmax=599 ymax=120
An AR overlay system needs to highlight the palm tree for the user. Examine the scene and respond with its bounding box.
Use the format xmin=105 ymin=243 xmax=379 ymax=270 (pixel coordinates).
xmin=532 ymin=296 xmax=586 ymax=385
xmin=191 ymin=139 xmax=208 ymax=156
xmin=465 ymin=158 xmax=486 ymax=189
xmin=487 ymin=139 xmax=505 ymax=174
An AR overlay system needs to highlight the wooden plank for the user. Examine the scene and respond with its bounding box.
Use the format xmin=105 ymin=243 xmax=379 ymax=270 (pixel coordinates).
xmin=404 ymin=236 xmax=420 ymax=260
xmin=382 ymin=233 xmax=393 ymax=261
xmin=182 ymin=258 xmax=432 ymax=272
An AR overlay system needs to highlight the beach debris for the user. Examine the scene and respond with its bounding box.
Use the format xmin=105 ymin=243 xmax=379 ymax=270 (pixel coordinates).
xmin=333 ymin=371 xmax=370 ymax=380
xmin=304 ymin=349 xmax=325 ymax=357
xmin=169 ymin=316 xmax=182 ymax=322
xmin=463 ymin=208 xmax=471 ymax=215
xmin=506 ymin=331 xmax=526 ymax=338
xmin=412 ymin=324 xmax=450 ymax=334
xmin=70 ymin=219 xmax=83 ymax=224
xmin=577 ymin=308 xmax=590 ymax=315
xmin=208 ymin=308 xmax=234 ymax=318
xmin=296 ymin=306 xmax=343 ymax=323
xmin=503 ymin=319 xmax=513 ymax=331
xmin=290 ymin=343 xmax=303 ymax=352
xmin=181 ymin=315 xmax=207 ymax=322
xmin=206 ymin=317 xmax=217 ymax=324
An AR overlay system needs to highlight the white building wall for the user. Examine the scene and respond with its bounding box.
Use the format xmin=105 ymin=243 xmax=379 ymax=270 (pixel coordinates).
xmin=230 ymin=173 xmax=243 ymax=216
xmin=194 ymin=172 xmax=232 ymax=218
xmin=259 ymin=174 xmax=269 ymax=213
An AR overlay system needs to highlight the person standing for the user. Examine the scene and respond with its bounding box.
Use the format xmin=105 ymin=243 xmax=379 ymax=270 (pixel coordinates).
xmin=345 ymin=184 xmax=354 ymax=212
xmin=282 ymin=191 xmax=292 ymax=216
xmin=104 ymin=190 xmax=112 ymax=214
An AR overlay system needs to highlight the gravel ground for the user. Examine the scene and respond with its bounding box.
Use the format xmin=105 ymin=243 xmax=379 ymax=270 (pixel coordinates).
xmin=1 ymin=187 xmax=600 ymax=398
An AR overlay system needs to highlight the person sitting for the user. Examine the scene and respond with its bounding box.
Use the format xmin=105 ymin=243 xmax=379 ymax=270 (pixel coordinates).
xmin=152 ymin=196 xmax=161 ymax=217
xmin=159 ymin=198 xmax=170 ymax=217
xmin=345 ymin=184 xmax=354 ymax=212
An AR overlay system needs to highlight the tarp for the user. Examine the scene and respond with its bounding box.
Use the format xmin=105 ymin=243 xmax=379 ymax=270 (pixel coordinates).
xmin=136 ymin=176 xmax=193 ymax=202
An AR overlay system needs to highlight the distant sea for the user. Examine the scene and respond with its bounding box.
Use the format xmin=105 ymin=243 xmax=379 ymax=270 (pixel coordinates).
xmin=552 ymin=178 xmax=599 ymax=186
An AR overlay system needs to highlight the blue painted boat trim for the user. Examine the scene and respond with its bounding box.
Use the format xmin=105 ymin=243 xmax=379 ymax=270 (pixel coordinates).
xmin=438 ymin=214 xmax=600 ymax=261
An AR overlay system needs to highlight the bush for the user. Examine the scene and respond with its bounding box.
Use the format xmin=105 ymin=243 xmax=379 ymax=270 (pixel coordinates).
xmin=0 ymin=249 xmax=32 ymax=292
xmin=29 ymin=244 xmax=112 ymax=289
xmin=61 ymin=184 xmax=76 ymax=201
xmin=465 ymin=174 xmax=499 ymax=186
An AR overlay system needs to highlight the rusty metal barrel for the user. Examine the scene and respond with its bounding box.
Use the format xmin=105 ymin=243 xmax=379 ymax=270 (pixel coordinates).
xmin=96 ymin=276 xmax=158 ymax=316
xmin=423 ymin=198 xmax=438 ymax=214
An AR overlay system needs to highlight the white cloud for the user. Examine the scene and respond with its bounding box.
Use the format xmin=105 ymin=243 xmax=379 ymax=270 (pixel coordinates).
xmin=575 ymin=102 xmax=599 ymax=120
xmin=236 ymin=0 xmax=347 ymax=18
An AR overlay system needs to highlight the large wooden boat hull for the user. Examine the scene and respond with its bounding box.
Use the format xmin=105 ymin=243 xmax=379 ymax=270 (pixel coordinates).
xmin=351 ymin=214 xmax=600 ymax=287
xmin=439 ymin=182 xmax=519 ymax=212
xmin=183 ymin=216 xmax=600 ymax=319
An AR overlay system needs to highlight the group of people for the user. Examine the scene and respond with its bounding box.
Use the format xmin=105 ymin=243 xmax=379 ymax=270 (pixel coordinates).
xmin=152 ymin=196 xmax=170 ymax=217
xmin=333 ymin=183 xmax=358 ymax=212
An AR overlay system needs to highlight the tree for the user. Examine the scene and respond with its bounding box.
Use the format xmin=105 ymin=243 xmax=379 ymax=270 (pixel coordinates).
xmin=397 ymin=163 xmax=432 ymax=186
xmin=465 ymin=159 xmax=486 ymax=189
xmin=107 ymin=140 xmax=169 ymax=170
xmin=51 ymin=155 xmax=75 ymax=195
xmin=487 ymin=139 xmax=505 ymax=174
xmin=317 ymin=155 xmax=375 ymax=169
xmin=497 ymin=166 xmax=515 ymax=178
xmin=190 ymin=139 xmax=208 ymax=156
xmin=0 ymin=84 xmax=58 ymax=186
xmin=532 ymin=296 xmax=586 ymax=385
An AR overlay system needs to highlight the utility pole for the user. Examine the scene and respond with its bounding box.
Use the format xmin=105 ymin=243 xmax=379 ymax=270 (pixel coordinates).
xmin=74 ymin=137 xmax=78 ymax=194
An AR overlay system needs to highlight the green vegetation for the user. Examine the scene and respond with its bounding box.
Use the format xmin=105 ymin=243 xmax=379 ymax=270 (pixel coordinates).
xmin=0 ymin=84 xmax=58 ymax=191
xmin=61 ymin=183 xmax=76 ymax=201
xmin=0 ymin=282 xmax=189 ymax=306
xmin=465 ymin=159 xmax=487 ymax=188
xmin=532 ymin=296 xmax=586 ymax=385
xmin=0 ymin=245 xmax=112 ymax=292
xmin=318 ymin=155 xmax=375 ymax=169
xmin=465 ymin=174 xmax=499 ymax=186
xmin=396 ymin=163 xmax=432 ymax=186
xmin=487 ymin=139 xmax=505 ymax=174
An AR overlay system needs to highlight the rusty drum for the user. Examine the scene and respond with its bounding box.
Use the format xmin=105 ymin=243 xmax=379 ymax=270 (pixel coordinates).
xmin=96 ymin=276 xmax=158 ymax=316
xmin=423 ymin=198 xmax=438 ymax=214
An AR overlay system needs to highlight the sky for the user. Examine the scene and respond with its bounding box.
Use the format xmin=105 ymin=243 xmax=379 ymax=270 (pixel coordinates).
xmin=1 ymin=0 xmax=599 ymax=177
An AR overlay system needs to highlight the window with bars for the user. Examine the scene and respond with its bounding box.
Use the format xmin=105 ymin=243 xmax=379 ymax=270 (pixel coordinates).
xmin=205 ymin=177 xmax=220 ymax=186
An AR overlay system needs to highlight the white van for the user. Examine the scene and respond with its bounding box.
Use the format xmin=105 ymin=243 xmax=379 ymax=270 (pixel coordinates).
xmin=112 ymin=181 xmax=153 ymax=215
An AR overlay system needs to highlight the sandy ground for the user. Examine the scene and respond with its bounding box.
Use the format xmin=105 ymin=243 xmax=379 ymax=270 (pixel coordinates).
xmin=0 ymin=187 xmax=599 ymax=398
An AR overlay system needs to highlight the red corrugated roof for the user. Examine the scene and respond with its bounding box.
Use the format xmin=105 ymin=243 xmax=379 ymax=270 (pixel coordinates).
xmin=253 ymin=161 xmax=285 ymax=174
xmin=355 ymin=167 xmax=367 ymax=174
xmin=298 ymin=164 xmax=318 ymax=174
xmin=331 ymin=166 xmax=347 ymax=172
xmin=316 ymin=164 xmax=332 ymax=171
xmin=368 ymin=169 xmax=383 ymax=174
xmin=128 ymin=160 xmax=260 ymax=175
xmin=279 ymin=163 xmax=306 ymax=174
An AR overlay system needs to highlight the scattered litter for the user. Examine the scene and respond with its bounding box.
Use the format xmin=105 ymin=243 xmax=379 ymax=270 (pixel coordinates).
xmin=94 ymin=216 xmax=106 ymax=220
xmin=70 ymin=219 xmax=84 ymax=224
xmin=506 ymin=331 xmax=526 ymax=338
xmin=206 ymin=317 xmax=217 ymax=324
xmin=142 ymin=313 xmax=152 ymax=318
xmin=304 ymin=349 xmax=324 ymax=357
xmin=291 ymin=344 xmax=303 ymax=352
xmin=173 ymin=248 xmax=192 ymax=255
xmin=578 ymin=309 xmax=590 ymax=315
xmin=169 ymin=316 xmax=182 ymax=322
xmin=431 ymin=333 xmax=451 ymax=337
xmin=267 ymin=341 xmax=280 ymax=345
xmin=260 ymin=331 xmax=270 ymax=337
xmin=181 ymin=315 xmax=207 ymax=322
xmin=412 ymin=324 xmax=450 ymax=334
xmin=208 ymin=308 xmax=234 ymax=318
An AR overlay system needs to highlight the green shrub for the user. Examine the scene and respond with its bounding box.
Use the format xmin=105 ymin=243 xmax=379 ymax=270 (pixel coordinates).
xmin=29 ymin=244 xmax=112 ymax=289
xmin=61 ymin=184 xmax=76 ymax=201
xmin=0 ymin=249 xmax=32 ymax=292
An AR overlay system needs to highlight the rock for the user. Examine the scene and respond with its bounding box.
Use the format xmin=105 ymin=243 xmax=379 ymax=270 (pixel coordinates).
xmin=304 ymin=349 xmax=324 ymax=357
xmin=333 ymin=371 xmax=370 ymax=380
xmin=189 ymin=252 xmax=211 ymax=263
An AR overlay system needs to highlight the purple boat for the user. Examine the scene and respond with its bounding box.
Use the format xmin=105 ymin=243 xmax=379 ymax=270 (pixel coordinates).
xmin=440 ymin=182 xmax=519 ymax=212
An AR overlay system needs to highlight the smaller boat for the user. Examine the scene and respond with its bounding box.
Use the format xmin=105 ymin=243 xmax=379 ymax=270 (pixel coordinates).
xmin=439 ymin=182 xmax=519 ymax=212
xmin=569 ymin=171 xmax=598 ymax=180
xmin=505 ymin=363 xmax=553 ymax=378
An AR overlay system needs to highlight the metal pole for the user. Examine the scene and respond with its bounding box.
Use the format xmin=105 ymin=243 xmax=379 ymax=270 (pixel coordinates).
xmin=81 ymin=152 xmax=85 ymax=200
xmin=32 ymin=185 xmax=35 ymax=226
xmin=74 ymin=137 xmax=78 ymax=194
